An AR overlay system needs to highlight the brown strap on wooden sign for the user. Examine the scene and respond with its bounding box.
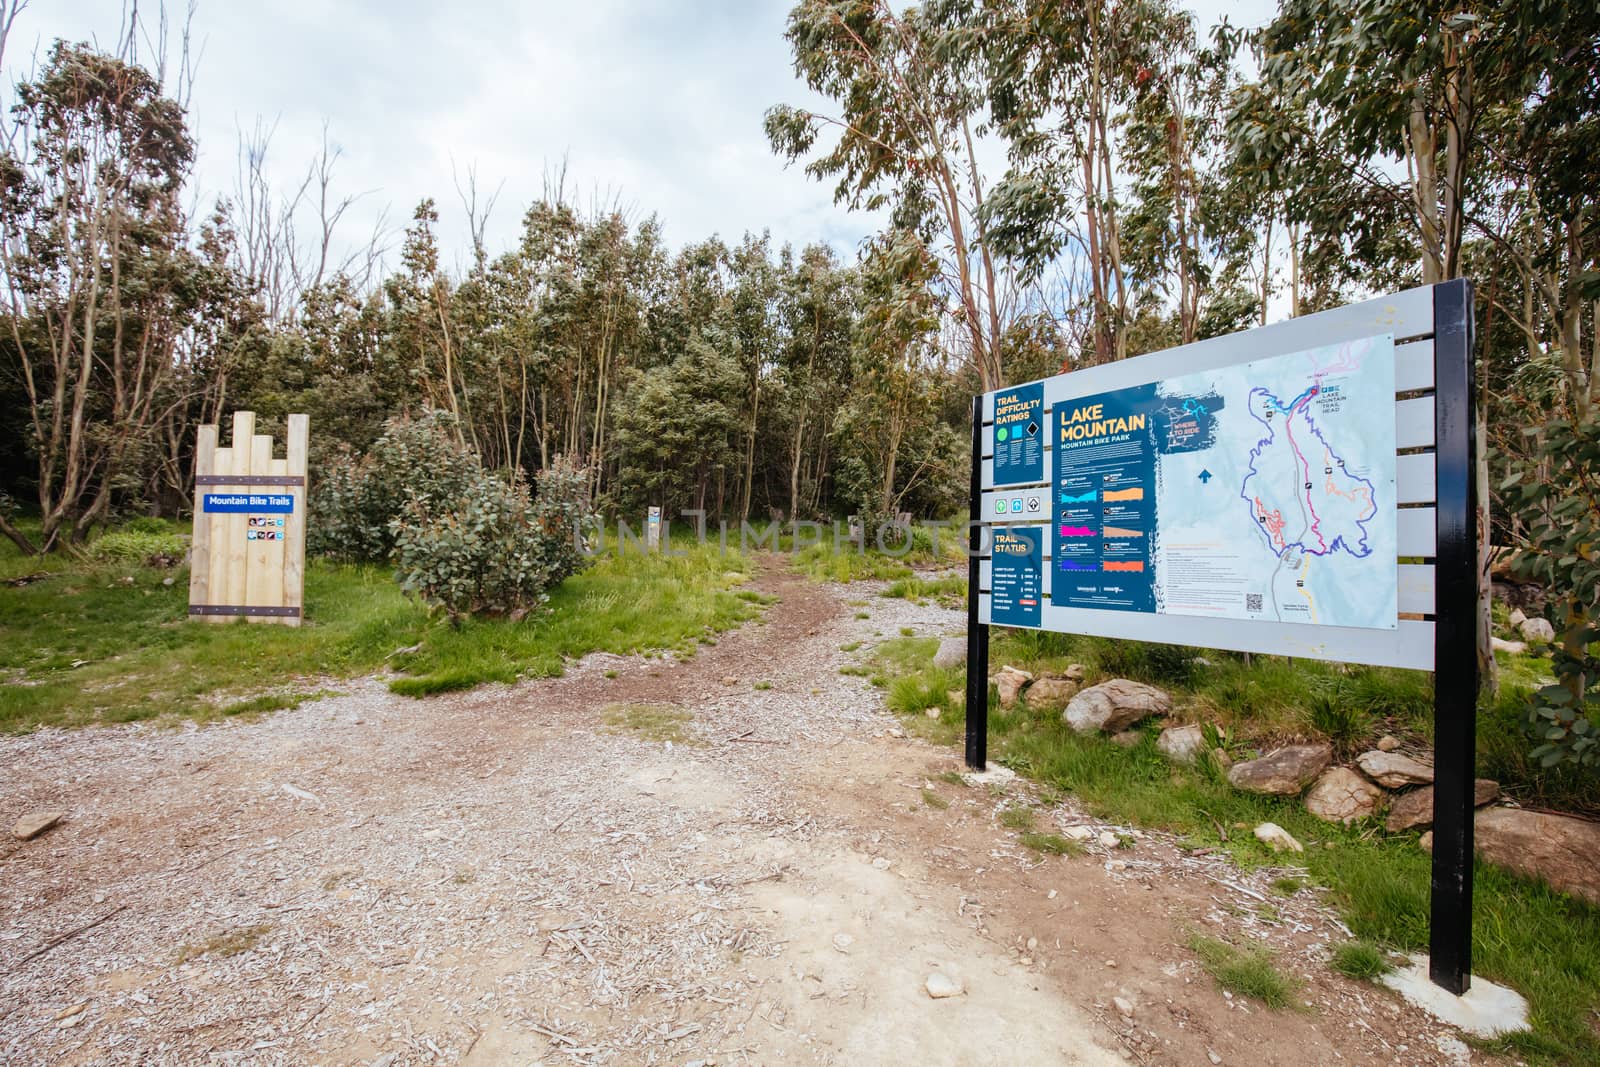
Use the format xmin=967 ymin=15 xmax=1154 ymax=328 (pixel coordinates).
xmin=188 ymin=605 xmax=303 ymax=617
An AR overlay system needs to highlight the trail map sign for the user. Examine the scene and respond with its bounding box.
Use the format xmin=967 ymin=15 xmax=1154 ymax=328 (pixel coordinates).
xmin=966 ymin=280 xmax=1478 ymax=995
xmin=187 ymin=411 xmax=309 ymax=624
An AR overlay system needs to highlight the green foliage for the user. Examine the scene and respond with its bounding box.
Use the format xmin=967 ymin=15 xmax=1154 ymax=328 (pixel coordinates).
xmin=310 ymin=411 xmax=483 ymax=561
xmin=1330 ymin=941 xmax=1393 ymax=982
xmin=1187 ymin=935 xmax=1299 ymax=1009
xmin=1304 ymin=690 xmax=1373 ymax=757
xmin=1018 ymin=831 xmax=1081 ymax=856
xmin=84 ymin=529 xmax=187 ymax=567
xmin=1502 ymin=417 xmax=1600 ymax=769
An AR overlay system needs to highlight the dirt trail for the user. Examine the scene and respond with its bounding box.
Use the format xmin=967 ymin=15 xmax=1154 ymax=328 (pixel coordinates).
xmin=1 ymin=558 xmax=1487 ymax=1065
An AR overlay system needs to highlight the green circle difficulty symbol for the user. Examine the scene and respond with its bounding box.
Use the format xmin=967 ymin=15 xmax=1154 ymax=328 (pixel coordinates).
xmin=996 ymin=426 xmax=1008 ymax=441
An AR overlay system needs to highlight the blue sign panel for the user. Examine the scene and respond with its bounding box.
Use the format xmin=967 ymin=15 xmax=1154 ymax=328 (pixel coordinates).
xmin=1052 ymin=386 xmax=1159 ymax=613
xmin=992 ymin=382 xmax=1043 ymax=486
xmin=203 ymin=493 xmax=295 ymax=514
xmin=989 ymin=526 xmax=1042 ymax=628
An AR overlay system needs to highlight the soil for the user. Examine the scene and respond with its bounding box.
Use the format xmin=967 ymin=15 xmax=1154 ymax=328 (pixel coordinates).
xmin=0 ymin=557 xmax=1496 ymax=1065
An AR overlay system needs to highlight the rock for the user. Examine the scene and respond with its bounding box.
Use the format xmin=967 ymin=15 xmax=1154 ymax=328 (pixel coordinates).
xmin=871 ymin=856 xmax=891 ymax=870
xmin=925 ymin=972 xmax=965 ymax=999
xmin=831 ymin=932 xmax=854 ymax=953
xmin=1418 ymin=830 xmax=1433 ymax=851
xmin=946 ymin=689 xmax=964 ymax=706
xmin=1156 ymin=724 xmax=1206 ymax=764
xmin=1207 ymin=1051 xmax=1223 ymax=1066
xmin=1384 ymin=779 xmax=1500 ymax=832
xmin=925 ymin=707 xmax=941 ymax=720
xmin=1063 ymin=679 xmax=1172 ymax=734
xmin=1062 ymin=664 xmax=1087 ymax=681
xmin=991 ymin=666 xmax=1035 ymax=708
xmin=1112 ymin=995 xmax=1135 ymax=1018
xmin=1472 ymin=807 xmax=1600 ymax=906
xmin=1024 ymin=676 xmax=1079 ymax=712
xmin=1064 ymin=826 xmax=1096 ymax=841
xmin=1508 ymin=608 xmax=1528 ymax=627
xmin=933 ymin=636 xmax=967 ymax=670
xmin=1207 ymin=747 xmax=1233 ymax=771
xmin=1377 ymin=734 xmax=1402 ymax=752
xmin=1253 ymin=822 xmax=1304 ymax=852
xmin=161 ymin=576 xmax=174 ymax=587
xmin=721 ymin=675 xmax=738 ymax=686
xmin=1490 ymin=636 xmax=1527 ymax=654
xmin=1356 ymin=750 xmax=1435 ymax=788
xmin=11 ymin=811 xmax=62 ymax=840
xmin=1303 ymin=767 xmax=1383 ymax=825
xmin=1097 ymin=831 xmax=1119 ymax=848
xmin=1518 ymin=616 xmax=1555 ymax=644
xmin=1227 ymin=743 xmax=1332 ymax=796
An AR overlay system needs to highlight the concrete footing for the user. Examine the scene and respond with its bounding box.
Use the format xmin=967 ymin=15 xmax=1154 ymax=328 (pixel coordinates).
xmin=1379 ymin=954 xmax=1529 ymax=1038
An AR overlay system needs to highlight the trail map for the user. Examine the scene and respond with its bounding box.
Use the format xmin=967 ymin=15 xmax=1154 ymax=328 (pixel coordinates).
xmin=1050 ymin=333 xmax=1397 ymax=629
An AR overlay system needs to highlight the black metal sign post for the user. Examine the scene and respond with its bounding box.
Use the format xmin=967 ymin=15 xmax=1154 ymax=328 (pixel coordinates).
xmin=1429 ymin=277 xmax=1478 ymax=995
xmin=966 ymin=396 xmax=990 ymax=770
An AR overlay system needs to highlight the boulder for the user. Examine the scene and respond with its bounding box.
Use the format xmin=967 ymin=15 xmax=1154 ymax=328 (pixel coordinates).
xmin=1490 ymin=636 xmax=1527 ymax=655
xmin=1253 ymin=822 xmax=1304 ymax=853
xmin=1303 ymin=767 xmax=1384 ymax=825
xmin=11 ymin=811 xmax=62 ymax=840
xmin=933 ymin=636 xmax=968 ymax=670
xmin=1024 ymin=676 xmax=1079 ymax=712
xmin=1508 ymin=608 xmax=1528 ymax=628
xmin=1469 ymin=808 xmax=1600 ymax=906
xmin=1356 ymin=750 xmax=1435 ymax=788
xmin=991 ymin=666 xmax=1034 ymax=708
xmin=1063 ymin=679 xmax=1172 ymax=734
xmin=1377 ymin=734 xmax=1402 ymax=753
xmin=1385 ymin=780 xmax=1500 ymax=833
xmin=1518 ymin=616 xmax=1555 ymax=644
xmin=1227 ymin=743 xmax=1333 ymax=796
xmin=1156 ymin=724 xmax=1207 ymax=764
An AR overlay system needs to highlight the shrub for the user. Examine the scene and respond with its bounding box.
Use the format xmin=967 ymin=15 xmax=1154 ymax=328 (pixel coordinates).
xmin=391 ymin=461 xmax=595 ymax=623
xmin=86 ymin=529 xmax=187 ymax=567
xmin=309 ymin=411 xmax=482 ymax=561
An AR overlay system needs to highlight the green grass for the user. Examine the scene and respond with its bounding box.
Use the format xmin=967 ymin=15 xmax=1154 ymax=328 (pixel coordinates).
xmin=883 ymin=574 xmax=966 ymax=605
xmin=1330 ymin=940 xmax=1394 ymax=981
xmin=0 ymin=527 xmax=762 ymax=729
xmin=867 ymin=633 xmax=1600 ymax=1063
xmin=601 ymin=702 xmax=694 ymax=743
xmin=1188 ymin=934 xmax=1300 ymax=1009
xmin=999 ymin=806 xmax=1036 ymax=830
xmin=1019 ymin=831 xmax=1082 ymax=856
xmin=921 ymin=787 xmax=950 ymax=810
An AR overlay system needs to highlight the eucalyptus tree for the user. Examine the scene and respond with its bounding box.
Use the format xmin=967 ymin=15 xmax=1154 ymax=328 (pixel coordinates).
xmin=767 ymin=0 xmax=1014 ymax=390
xmin=0 ymin=42 xmax=200 ymax=553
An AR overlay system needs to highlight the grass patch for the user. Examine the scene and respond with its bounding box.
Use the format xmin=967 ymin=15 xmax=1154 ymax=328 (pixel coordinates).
xmin=176 ymin=923 xmax=270 ymax=965
xmin=753 ymin=680 xmax=773 ymax=690
xmin=1187 ymin=934 xmax=1299 ymax=1009
xmin=1330 ymin=940 xmax=1394 ymax=981
xmin=839 ymin=641 xmax=862 ymax=652
xmin=921 ymin=788 xmax=950 ymax=810
xmin=221 ymin=690 xmax=334 ymax=717
xmin=601 ymin=702 xmax=693 ymax=743
xmin=0 ymin=533 xmax=761 ymax=730
xmin=1270 ymin=876 xmax=1305 ymax=897
xmin=1018 ymin=831 xmax=1082 ymax=856
xmin=999 ymin=807 xmax=1036 ymax=830
xmin=936 ymin=770 xmax=968 ymax=787
xmin=883 ymin=574 xmax=967 ymax=605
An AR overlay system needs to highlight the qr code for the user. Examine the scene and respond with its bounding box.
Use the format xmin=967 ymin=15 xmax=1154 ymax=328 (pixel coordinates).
xmin=1245 ymin=593 xmax=1264 ymax=613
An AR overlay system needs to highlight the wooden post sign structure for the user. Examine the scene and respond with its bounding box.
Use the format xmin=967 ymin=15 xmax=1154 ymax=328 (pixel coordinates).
xmin=187 ymin=412 xmax=309 ymax=624
xmin=967 ymin=280 xmax=1477 ymax=994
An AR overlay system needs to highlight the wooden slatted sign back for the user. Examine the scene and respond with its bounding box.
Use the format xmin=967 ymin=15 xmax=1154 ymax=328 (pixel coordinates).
xmin=187 ymin=412 xmax=310 ymax=625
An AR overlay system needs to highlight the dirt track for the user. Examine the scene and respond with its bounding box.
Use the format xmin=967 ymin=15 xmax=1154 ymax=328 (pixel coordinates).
xmin=1 ymin=560 xmax=1487 ymax=1065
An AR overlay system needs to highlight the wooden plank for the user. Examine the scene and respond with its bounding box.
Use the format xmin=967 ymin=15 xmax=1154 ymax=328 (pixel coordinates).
xmin=188 ymin=425 xmax=217 ymax=614
xmin=1395 ymin=338 xmax=1435 ymax=392
xmin=1398 ymin=451 xmax=1436 ymax=505
xmin=978 ymin=591 xmax=1434 ymax=670
xmin=1399 ymin=563 xmax=1435 ymax=615
xmin=205 ymin=447 xmax=232 ymax=622
xmin=1399 ymin=507 xmax=1437 ymax=557
xmin=245 ymin=434 xmax=276 ymax=624
xmin=223 ymin=412 xmax=256 ymax=616
xmin=1396 ymin=395 xmax=1436 ymax=450
xmin=284 ymin=414 xmax=309 ymax=628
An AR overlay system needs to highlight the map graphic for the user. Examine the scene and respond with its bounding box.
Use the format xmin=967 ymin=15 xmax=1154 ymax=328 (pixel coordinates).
xmin=1051 ymin=333 xmax=1396 ymax=630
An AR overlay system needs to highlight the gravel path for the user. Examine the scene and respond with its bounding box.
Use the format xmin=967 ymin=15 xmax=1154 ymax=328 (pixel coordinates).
xmin=0 ymin=559 xmax=1491 ymax=1066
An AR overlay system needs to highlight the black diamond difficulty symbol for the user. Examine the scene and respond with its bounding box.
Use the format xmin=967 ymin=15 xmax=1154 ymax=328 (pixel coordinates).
xmin=1027 ymin=420 xmax=1039 ymax=437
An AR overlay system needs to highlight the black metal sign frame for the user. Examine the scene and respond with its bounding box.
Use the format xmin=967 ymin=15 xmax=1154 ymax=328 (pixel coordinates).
xmin=965 ymin=279 xmax=1478 ymax=994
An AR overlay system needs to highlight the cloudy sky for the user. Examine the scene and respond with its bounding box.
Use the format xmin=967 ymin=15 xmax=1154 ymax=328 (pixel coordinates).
xmin=12 ymin=0 xmax=1281 ymax=271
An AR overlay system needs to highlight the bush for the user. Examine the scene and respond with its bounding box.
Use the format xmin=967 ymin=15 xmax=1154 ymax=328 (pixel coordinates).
xmin=86 ymin=529 xmax=187 ymax=567
xmin=309 ymin=411 xmax=482 ymax=561
xmin=392 ymin=461 xmax=594 ymax=622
